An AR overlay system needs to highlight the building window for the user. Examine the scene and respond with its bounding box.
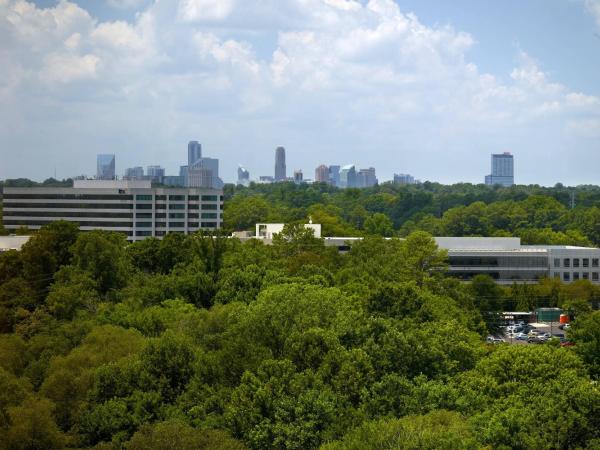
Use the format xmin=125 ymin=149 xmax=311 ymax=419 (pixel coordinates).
xmin=188 ymin=195 xmax=199 ymax=201
xmin=553 ymin=258 xmax=560 ymax=267
xmin=169 ymin=195 xmax=185 ymax=201
xmin=188 ymin=204 xmax=199 ymax=210
xmin=136 ymin=195 xmax=153 ymax=201
xmin=564 ymin=258 xmax=570 ymax=268
xmin=169 ymin=204 xmax=185 ymax=210
xmin=168 ymin=213 xmax=185 ymax=219
xmin=583 ymin=258 xmax=590 ymax=268
xmin=583 ymin=272 xmax=589 ymax=280
xmin=573 ymin=259 xmax=580 ymax=268
xmin=201 ymin=204 xmax=218 ymax=210
xmin=136 ymin=222 xmax=152 ymax=227
xmin=573 ymin=272 xmax=580 ymax=281
xmin=201 ymin=222 xmax=217 ymax=228
xmin=136 ymin=230 xmax=152 ymax=236
xmin=202 ymin=195 xmax=218 ymax=201
xmin=156 ymin=195 xmax=166 ymax=200
xmin=593 ymin=272 xmax=599 ymax=281
xmin=156 ymin=230 xmax=166 ymax=236
xmin=201 ymin=213 xmax=217 ymax=219
xmin=169 ymin=222 xmax=185 ymax=228
xmin=136 ymin=204 xmax=153 ymax=210
xmin=155 ymin=222 xmax=166 ymax=228
xmin=563 ymin=272 xmax=570 ymax=281
xmin=188 ymin=222 xmax=199 ymax=227
xmin=188 ymin=213 xmax=199 ymax=219
xmin=136 ymin=213 xmax=152 ymax=218
xmin=155 ymin=213 xmax=166 ymax=218
xmin=593 ymin=259 xmax=599 ymax=268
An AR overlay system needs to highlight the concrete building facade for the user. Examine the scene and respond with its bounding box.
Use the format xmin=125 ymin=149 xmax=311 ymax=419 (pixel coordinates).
xmin=2 ymin=180 xmax=223 ymax=241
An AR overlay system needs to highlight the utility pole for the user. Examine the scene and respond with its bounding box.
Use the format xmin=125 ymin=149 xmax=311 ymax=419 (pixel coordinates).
xmin=570 ymin=190 xmax=575 ymax=210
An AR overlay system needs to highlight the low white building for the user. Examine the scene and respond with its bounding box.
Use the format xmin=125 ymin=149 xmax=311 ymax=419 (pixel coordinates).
xmin=0 ymin=235 xmax=31 ymax=252
xmin=242 ymin=227 xmax=600 ymax=285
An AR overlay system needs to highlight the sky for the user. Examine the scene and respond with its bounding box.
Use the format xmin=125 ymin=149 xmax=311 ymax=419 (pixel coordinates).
xmin=1 ymin=0 xmax=599 ymax=185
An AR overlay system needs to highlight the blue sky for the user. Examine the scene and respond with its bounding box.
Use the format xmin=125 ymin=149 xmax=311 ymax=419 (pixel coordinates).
xmin=1 ymin=0 xmax=599 ymax=185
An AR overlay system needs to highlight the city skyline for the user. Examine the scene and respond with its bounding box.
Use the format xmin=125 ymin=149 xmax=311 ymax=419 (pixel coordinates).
xmin=1 ymin=1 xmax=600 ymax=185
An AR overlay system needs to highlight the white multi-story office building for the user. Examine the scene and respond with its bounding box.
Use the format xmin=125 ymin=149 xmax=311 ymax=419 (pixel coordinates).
xmin=2 ymin=180 xmax=222 ymax=241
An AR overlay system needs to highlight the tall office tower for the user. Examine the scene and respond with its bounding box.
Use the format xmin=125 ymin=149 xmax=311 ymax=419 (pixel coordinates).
xmin=485 ymin=152 xmax=514 ymax=187
xmin=147 ymin=165 xmax=165 ymax=183
xmin=274 ymin=146 xmax=286 ymax=181
xmin=97 ymin=154 xmax=116 ymax=180
xmin=237 ymin=166 xmax=250 ymax=186
xmin=393 ymin=173 xmax=415 ymax=185
xmin=293 ymin=169 xmax=303 ymax=184
xmin=328 ymin=165 xmax=340 ymax=186
xmin=124 ymin=166 xmax=144 ymax=180
xmin=180 ymin=165 xmax=189 ymax=186
xmin=357 ymin=167 xmax=377 ymax=188
xmin=188 ymin=166 xmax=214 ymax=189
xmin=339 ymin=164 xmax=357 ymax=188
xmin=188 ymin=141 xmax=202 ymax=166
xmin=315 ymin=165 xmax=329 ymax=183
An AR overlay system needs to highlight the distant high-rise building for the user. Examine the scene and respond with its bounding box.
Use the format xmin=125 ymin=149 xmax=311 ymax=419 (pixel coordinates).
xmin=393 ymin=173 xmax=416 ymax=185
xmin=328 ymin=165 xmax=340 ymax=187
xmin=147 ymin=165 xmax=165 ymax=183
xmin=485 ymin=152 xmax=514 ymax=187
xmin=294 ymin=169 xmax=303 ymax=184
xmin=188 ymin=166 xmax=214 ymax=189
xmin=237 ymin=166 xmax=250 ymax=186
xmin=188 ymin=141 xmax=202 ymax=167
xmin=275 ymin=146 xmax=286 ymax=181
xmin=97 ymin=154 xmax=115 ymax=180
xmin=124 ymin=166 xmax=144 ymax=180
xmin=339 ymin=164 xmax=357 ymax=188
xmin=315 ymin=165 xmax=329 ymax=183
xmin=180 ymin=165 xmax=189 ymax=186
xmin=259 ymin=176 xmax=274 ymax=183
xmin=357 ymin=167 xmax=378 ymax=188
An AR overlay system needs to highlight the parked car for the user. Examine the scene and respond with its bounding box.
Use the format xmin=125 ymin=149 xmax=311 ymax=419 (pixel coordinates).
xmin=538 ymin=332 xmax=552 ymax=339
xmin=527 ymin=335 xmax=546 ymax=344
xmin=559 ymin=323 xmax=571 ymax=330
xmin=486 ymin=336 xmax=505 ymax=344
xmin=515 ymin=332 xmax=528 ymax=340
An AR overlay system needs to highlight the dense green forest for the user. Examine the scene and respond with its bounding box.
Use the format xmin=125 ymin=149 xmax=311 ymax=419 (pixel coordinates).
xmin=224 ymin=182 xmax=600 ymax=246
xmin=0 ymin=221 xmax=599 ymax=449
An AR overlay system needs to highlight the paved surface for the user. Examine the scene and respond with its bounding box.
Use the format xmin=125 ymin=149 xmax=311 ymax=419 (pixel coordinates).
xmin=497 ymin=322 xmax=568 ymax=345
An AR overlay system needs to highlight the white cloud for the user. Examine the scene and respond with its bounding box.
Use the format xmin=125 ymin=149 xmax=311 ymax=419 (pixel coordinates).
xmin=585 ymin=0 xmax=600 ymax=28
xmin=178 ymin=0 xmax=236 ymax=22
xmin=0 ymin=0 xmax=599 ymax=185
xmin=106 ymin=0 xmax=147 ymax=9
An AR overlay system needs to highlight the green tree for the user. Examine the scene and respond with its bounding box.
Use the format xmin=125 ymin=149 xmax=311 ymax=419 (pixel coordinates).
xmin=71 ymin=231 xmax=130 ymax=294
xmin=363 ymin=213 xmax=394 ymax=237
xmin=569 ymin=311 xmax=600 ymax=378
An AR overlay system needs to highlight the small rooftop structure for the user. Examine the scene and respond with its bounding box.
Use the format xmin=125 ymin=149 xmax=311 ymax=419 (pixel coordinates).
xmin=434 ymin=237 xmax=521 ymax=251
xmin=255 ymin=223 xmax=322 ymax=239
xmin=0 ymin=235 xmax=31 ymax=252
xmin=73 ymin=179 xmax=152 ymax=189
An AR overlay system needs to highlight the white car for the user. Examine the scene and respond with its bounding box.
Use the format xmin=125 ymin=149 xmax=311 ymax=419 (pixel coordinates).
xmin=486 ymin=336 xmax=505 ymax=344
xmin=514 ymin=332 xmax=528 ymax=340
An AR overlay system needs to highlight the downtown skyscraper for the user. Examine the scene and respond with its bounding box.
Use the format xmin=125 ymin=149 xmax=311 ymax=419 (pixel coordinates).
xmin=274 ymin=146 xmax=286 ymax=181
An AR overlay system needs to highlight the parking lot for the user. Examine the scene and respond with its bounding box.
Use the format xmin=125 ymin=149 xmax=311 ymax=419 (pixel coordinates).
xmin=487 ymin=322 xmax=571 ymax=346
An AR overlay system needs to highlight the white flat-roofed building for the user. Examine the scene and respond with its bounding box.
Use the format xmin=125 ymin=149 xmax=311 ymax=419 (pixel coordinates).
xmin=2 ymin=180 xmax=223 ymax=241
xmin=238 ymin=228 xmax=600 ymax=285
xmin=0 ymin=235 xmax=31 ymax=252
